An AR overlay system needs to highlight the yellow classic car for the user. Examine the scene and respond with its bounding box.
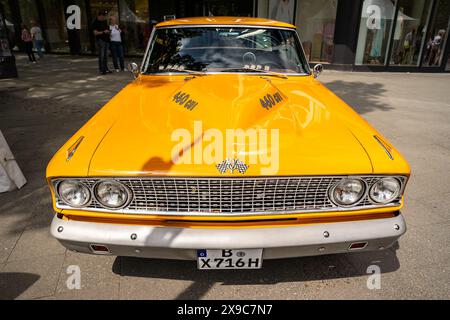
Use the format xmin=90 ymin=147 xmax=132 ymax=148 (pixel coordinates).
xmin=46 ymin=17 xmax=410 ymax=269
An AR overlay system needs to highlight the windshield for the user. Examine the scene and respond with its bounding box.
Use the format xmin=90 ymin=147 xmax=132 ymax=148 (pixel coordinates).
xmin=142 ymin=27 xmax=310 ymax=75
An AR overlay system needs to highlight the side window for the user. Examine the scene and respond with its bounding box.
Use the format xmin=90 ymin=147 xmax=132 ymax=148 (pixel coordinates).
xmin=277 ymin=32 xmax=302 ymax=72
xmin=285 ymin=35 xmax=300 ymax=62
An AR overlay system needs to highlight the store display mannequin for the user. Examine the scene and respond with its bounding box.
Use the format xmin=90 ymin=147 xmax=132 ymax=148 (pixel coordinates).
xmin=271 ymin=0 xmax=293 ymax=24
xmin=392 ymin=7 xmax=405 ymax=64
xmin=370 ymin=18 xmax=386 ymax=64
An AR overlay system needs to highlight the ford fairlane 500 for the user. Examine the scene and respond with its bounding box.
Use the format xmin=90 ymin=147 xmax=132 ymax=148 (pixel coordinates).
xmin=47 ymin=17 xmax=410 ymax=269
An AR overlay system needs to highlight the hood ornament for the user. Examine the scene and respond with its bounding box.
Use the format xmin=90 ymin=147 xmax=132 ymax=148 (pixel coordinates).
xmin=216 ymin=159 xmax=249 ymax=174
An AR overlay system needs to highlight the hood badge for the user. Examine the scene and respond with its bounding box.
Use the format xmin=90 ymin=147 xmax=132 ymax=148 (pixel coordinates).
xmin=260 ymin=92 xmax=284 ymax=110
xmin=373 ymin=135 xmax=394 ymax=160
xmin=216 ymin=159 xmax=249 ymax=174
xmin=66 ymin=136 xmax=84 ymax=161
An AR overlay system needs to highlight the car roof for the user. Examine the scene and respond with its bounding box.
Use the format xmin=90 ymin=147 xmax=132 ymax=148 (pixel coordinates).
xmin=155 ymin=16 xmax=296 ymax=29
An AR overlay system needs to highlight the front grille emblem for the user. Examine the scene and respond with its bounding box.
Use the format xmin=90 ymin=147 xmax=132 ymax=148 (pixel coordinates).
xmin=216 ymin=159 xmax=249 ymax=174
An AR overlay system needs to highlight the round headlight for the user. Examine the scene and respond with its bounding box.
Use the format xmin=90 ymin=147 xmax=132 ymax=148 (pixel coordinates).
xmin=369 ymin=178 xmax=401 ymax=204
xmin=58 ymin=180 xmax=91 ymax=208
xmin=330 ymin=178 xmax=366 ymax=206
xmin=94 ymin=180 xmax=131 ymax=209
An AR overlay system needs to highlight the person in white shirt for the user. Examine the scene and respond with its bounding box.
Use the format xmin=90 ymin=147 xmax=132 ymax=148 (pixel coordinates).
xmin=109 ymin=16 xmax=125 ymax=72
xmin=30 ymin=20 xmax=44 ymax=59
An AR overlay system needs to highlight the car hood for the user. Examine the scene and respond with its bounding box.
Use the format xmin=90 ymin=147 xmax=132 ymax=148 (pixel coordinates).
xmin=83 ymin=74 xmax=379 ymax=176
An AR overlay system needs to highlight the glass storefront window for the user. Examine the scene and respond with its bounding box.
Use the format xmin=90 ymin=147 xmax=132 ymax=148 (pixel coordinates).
xmin=18 ymin=0 xmax=41 ymax=52
xmin=422 ymin=0 xmax=450 ymax=67
xmin=41 ymin=0 xmax=69 ymax=52
xmin=0 ymin=5 xmax=12 ymax=57
xmin=118 ymin=0 xmax=150 ymax=55
xmin=389 ymin=0 xmax=432 ymax=66
xmin=18 ymin=0 xmax=39 ymax=28
xmin=355 ymin=0 xmax=397 ymax=65
xmin=0 ymin=0 xmax=15 ymax=50
xmin=89 ymin=0 xmax=118 ymax=56
xmin=67 ymin=0 xmax=92 ymax=54
xmin=268 ymin=0 xmax=295 ymax=24
xmin=295 ymin=0 xmax=337 ymax=63
xmin=205 ymin=0 xmax=254 ymax=17
xmin=90 ymin=0 xmax=119 ymax=21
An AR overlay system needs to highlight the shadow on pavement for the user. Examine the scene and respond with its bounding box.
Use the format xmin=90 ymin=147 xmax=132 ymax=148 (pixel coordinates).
xmin=112 ymin=242 xmax=400 ymax=299
xmin=0 ymin=55 xmax=129 ymax=236
xmin=323 ymin=80 xmax=392 ymax=115
xmin=0 ymin=272 xmax=40 ymax=299
xmin=0 ymin=91 xmax=91 ymax=237
xmin=2 ymin=55 xmax=131 ymax=108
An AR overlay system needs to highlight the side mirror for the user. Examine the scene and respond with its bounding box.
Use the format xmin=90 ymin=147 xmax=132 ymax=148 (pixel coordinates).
xmin=129 ymin=62 xmax=140 ymax=79
xmin=312 ymin=64 xmax=323 ymax=78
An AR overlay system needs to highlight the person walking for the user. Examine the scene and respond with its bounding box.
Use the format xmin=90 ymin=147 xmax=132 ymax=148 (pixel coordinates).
xmin=92 ymin=10 xmax=111 ymax=75
xmin=30 ymin=21 xmax=44 ymax=59
xmin=109 ymin=16 xmax=126 ymax=72
xmin=21 ymin=24 xmax=36 ymax=63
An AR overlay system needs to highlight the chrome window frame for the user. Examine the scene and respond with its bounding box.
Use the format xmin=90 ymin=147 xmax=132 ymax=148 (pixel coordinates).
xmin=140 ymin=24 xmax=312 ymax=77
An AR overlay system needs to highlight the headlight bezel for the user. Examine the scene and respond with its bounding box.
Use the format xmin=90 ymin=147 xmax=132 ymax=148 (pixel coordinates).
xmin=329 ymin=178 xmax=368 ymax=207
xmin=56 ymin=179 xmax=92 ymax=208
xmin=368 ymin=177 xmax=402 ymax=204
xmin=93 ymin=179 xmax=133 ymax=210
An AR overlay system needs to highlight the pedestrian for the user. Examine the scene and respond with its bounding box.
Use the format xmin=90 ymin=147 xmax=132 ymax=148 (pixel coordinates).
xmin=92 ymin=10 xmax=111 ymax=75
xmin=109 ymin=16 xmax=126 ymax=72
xmin=30 ymin=20 xmax=44 ymax=59
xmin=428 ymin=29 xmax=445 ymax=66
xmin=21 ymin=24 xmax=36 ymax=63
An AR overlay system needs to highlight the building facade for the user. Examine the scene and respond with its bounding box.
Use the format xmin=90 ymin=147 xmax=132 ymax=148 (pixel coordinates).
xmin=0 ymin=0 xmax=449 ymax=72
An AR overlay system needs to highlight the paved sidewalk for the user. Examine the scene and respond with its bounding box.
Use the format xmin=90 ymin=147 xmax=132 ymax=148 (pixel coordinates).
xmin=0 ymin=54 xmax=449 ymax=299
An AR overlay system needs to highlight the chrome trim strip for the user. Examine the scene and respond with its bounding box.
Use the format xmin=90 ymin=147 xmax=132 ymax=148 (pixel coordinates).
xmin=140 ymin=71 xmax=309 ymax=77
xmin=57 ymin=202 xmax=402 ymax=216
xmin=66 ymin=136 xmax=84 ymax=161
xmin=155 ymin=24 xmax=297 ymax=31
xmin=374 ymin=135 xmax=394 ymax=160
xmin=140 ymin=27 xmax=156 ymax=74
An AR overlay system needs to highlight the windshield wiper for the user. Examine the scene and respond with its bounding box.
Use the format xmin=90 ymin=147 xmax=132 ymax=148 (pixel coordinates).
xmin=219 ymin=67 xmax=288 ymax=79
xmin=157 ymin=68 xmax=207 ymax=76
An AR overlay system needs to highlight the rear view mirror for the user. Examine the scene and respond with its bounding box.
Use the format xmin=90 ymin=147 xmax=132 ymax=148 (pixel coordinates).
xmin=312 ymin=64 xmax=323 ymax=78
xmin=129 ymin=62 xmax=140 ymax=79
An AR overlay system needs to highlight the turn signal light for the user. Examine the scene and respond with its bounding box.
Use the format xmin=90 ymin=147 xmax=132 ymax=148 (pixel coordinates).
xmin=348 ymin=242 xmax=368 ymax=250
xmin=90 ymin=244 xmax=110 ymax=253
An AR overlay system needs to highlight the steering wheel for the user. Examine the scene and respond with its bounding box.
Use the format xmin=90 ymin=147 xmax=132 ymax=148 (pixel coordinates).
xmin=242 ymin=52 xmax=256 ymax=65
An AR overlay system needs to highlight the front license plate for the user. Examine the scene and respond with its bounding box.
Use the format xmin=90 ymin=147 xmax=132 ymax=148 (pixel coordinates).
xmin=197 ymin=249 xmax=263 ymax=270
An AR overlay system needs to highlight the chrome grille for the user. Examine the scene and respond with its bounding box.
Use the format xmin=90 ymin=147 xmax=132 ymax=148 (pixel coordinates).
xmin=54 ymin=176 xmax=406 ymax=216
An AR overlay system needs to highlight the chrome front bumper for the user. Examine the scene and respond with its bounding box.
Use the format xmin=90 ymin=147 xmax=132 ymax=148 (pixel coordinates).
xmin=50 ymin=214 xmax=406 ymax=260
